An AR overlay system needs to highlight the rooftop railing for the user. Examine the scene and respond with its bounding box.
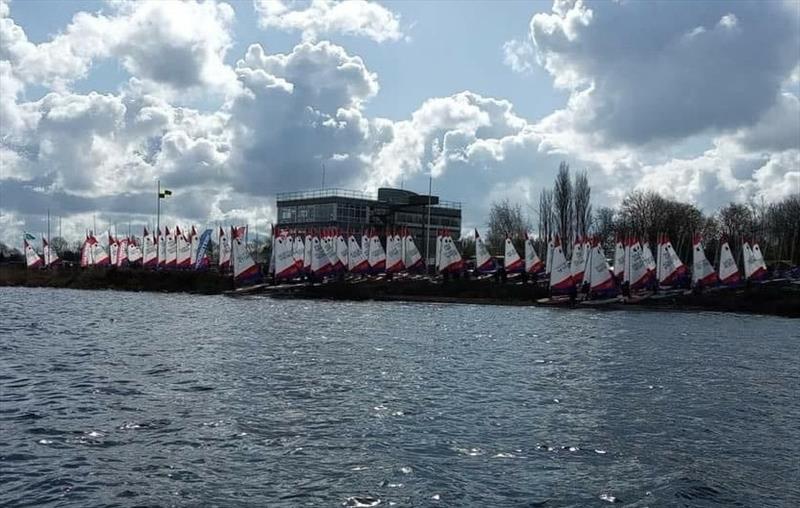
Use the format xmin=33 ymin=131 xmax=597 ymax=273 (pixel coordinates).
xmin=276 ymin=188 xmax=461 ymax=210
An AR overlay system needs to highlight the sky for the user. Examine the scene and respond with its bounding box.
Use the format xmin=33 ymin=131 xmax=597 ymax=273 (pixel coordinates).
xmin=1 ymin=0 xmax=798 ymax=246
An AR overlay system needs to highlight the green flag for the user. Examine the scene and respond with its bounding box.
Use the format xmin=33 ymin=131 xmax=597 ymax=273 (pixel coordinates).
xmin=24 ymin=232 xmax=36 ymax=240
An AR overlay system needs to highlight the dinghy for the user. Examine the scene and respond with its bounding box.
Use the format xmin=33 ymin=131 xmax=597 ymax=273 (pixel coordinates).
xmin=718 ymin=236 xmax=741 ymax=286
xmin=613 ymin=235 xmax=626 ymax=283
xmin=438 ymin=233 xmax=464 ymax=274
xmin=655 ymin=233 xmax=687 ymax=290
xmin=348 ymin=234 xmax=370 ymax=273
xmin=386 ymin=230 xmax=405 ymax=274
xmin=570 ymin=236 xmax=586 ymax=284
xmin=539 ymin=235 xmax=574 ymax=303
xmin=42 ymin=236 xmax=60 ymax=267
xmin=218 ymin=227 xmax=231 ymax=272
xmin=504 ymin=236 xmax=523 ymax=274
xmin=274 ymin=233 xmax=299 ymax=280
xmin=368 ymin=232 xmax=386 ymax=273
xmin=24 ymin=237 xmax=43 ymax=268
xmin=232 ymin=226 xmax=261 ymax=285
xmin=403 ymin=230 xmax=424 ymax=272
xmin=742 ymin=240 xmax=767 ymax=281
xmin=474 ymin=229 xmax=496 ymax=273
xmin=176 ymin=226 xmax=192 ymax=268
xmin=142 ymin=227 xmax=157 ymax=268
xmin=524 ymin=233 xmax=544 ymax=275
xmin=581 ymin=236 xmax=621 ymax=306
xmin=692 ymin=234 xmax=718 ymax=288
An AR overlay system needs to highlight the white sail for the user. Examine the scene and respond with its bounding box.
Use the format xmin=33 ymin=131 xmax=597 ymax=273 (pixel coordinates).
xmin=586 ymin=238 xmax=616 ymax=294
xmin=386 ymin=232 xmax=404 ymax=273
xmin=92 ymin=232 xmax=110 ymax=266
xmin=435 ymin=232 xmax=443 ymax=273
xmin=321 ymin=234 xmax=339 ymax=271
xmin=524 ymin=234 xmax=543 ymax=274
xmin=642 ymin=241 xmax=656 ymax=274
xmin=274 ymin=234 xmax=298 ymax=280
xmin=361 ymin=233 xmax=370 ymax=262
xmin=692 ymin=234 xmax=717 ymax=286
xmin=368 ymin=234 xmax=386 ymax=272
xmin=290 ymin=235 xmax=303 ymax=272
xmin=116 ymin=237 xmax=129 ymax=266
xmin=24 ymin=238 xmax=43 ymax=268
xmin=627 ymin=240 xmax=652 ymax=290
xmin=142 ymin=228 xmax=157 ymax=267
xmin=613 ymin=237 xmax=625 ymax=281
xmin=311 ymin=235 xmax=332 ymax=275
xmin=751 ymin=242 xmax=768 ymax=276
xmin=742 ymin=241 xmax=767 ymax=280
xmin=718 ymin=238 xmax=741 ymax=285
xmin=80 ymin=236 xmax=93 ymax=267
xmin=474 ymin=229 xmax=494 ymax=272
xmin=42 ymin=237 xmax=60 ymax=267
xmin=109 ymin=234 xmax=119 ymax=267
xmin=336 ymin=233 xmax=349 ymax=271
xmin=548 ymin=236 xmax=573 ymax=292
xmin=128 ymin=237 xmax=143 ymax=264
xmin=303 ymin=234 xmax=312 ymax=273
xmin=403 ymin=233 xmax=423 ymax=270
xmin=157 ymin=229 xmax=166 ymax=267
xmin=164 ymin=228 xmax=177 ymax=268
xmin=438 ymin=235 xmax=463 ymax=274
xmin=504 ymin=237 xmax=523 ymax=273
xmin=218 ymin=227 xmax=231 ymax=271
xmin=190 ymin=226 xmax=199 ymax=266
xmin=232 ymin=226 xmax=259 ymax=283
xmin=176 ymin=227 xmax=192 ymax=268
xmin=545 ymin=236 xmax=554 ymax=275
xmin=657 ymin=234 xmax=687 ymax=286
xmin=348 ymin=235 xmax=369 ymax=272
xmin=570 ymin=236 xmax=586 ymax=283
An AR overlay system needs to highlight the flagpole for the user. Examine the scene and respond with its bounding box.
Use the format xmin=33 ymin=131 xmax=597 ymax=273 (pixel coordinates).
xmin=157 ymin=179 xmax=160 ymax=238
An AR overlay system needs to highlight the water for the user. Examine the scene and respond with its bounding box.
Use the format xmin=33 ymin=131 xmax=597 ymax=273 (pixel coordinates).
xmin=1 ymin=287 xmax=798 ymax=507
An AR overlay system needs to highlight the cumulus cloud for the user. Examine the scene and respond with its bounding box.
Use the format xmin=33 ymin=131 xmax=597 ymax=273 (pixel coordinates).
xmin=525 ymin=0 xmax=800 ymax=145
xmin=254 ymin=0 xmax=404 ymax=42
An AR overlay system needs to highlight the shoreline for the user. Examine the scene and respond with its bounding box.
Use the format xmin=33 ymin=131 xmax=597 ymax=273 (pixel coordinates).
xmin=2 ymin=264 xmax=798 ymax=318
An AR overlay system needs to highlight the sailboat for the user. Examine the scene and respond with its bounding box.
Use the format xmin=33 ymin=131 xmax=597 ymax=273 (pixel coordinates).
xmin=742 ymin=240 xmax=767 ymax=281
xmin=23 ymin=236 xmax=43 ymax=268
xmin=386 ymin=229 xmax=405 ymax=274
xmin=545 ymin=235 xmax=554 ymax=275
xmin=274 ymin=232 xmax=299 ymax=280
xmin=164 ymin=227 xmax=177 ymax=269
xmin=570 ymin=236 xmax=586 ymax=284
xmin=656 ymin=233 xmax=687 ymax=289
xmin=692 ymin=234 xmax=718 ymax=288
xmin=627 ymin=239 xmax=653 ymax=292
xmin=438 ymin=233 xmax=464 ymax=274
xmin=580 ymin=236 xmax=620 ymax=305
xmin=504 ymin=236 xmax=523 ymax=273
xmin=218 ymin=227 xmax=231 ymax=272
xmin=348 ymin=233 xmax=370 ymax=273
xmin=176 ymin=226 xmax=192 ymax=268
xmin=92 ymin=232 xmax=111 ymax=266
xmin=403 ymin=229 xmax=424 ymax=271
xmin=311 ymin=234 xmax=333 ymax=276
xmin=474 ymin=229 xmax=496 ymax=273
xmin=42 ymin=236 xmax=60 ymax=267
xmin=718 ymin=236 xmax=741 ymax=286
xmin=335 ymin=232 xmax=350 ymax=273
xmin=613 ymin=235 xmax=626 ymax=283
xmin=231 ymin=226 xmax=261 ymax=285
xmin=540 ymin=235 xmax=573 ymax=301
xmin=524 ymin=233 xmax=544 ymax=275
xmin=368 ymin=231 xmax=386 ymax=273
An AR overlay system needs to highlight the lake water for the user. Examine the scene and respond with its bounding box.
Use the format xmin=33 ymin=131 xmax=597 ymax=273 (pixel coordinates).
xmin=1 ymin=287 xmax=798 ymax=507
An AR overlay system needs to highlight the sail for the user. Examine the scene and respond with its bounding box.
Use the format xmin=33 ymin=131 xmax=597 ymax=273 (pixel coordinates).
xmin=218 ymin=227 xmax=231 ymax=271
xmin=504 ymin=237 xmax=523 ymax=273
xmin=474 ymin=229 xmax=494 ymax=272
xmin=524 ymin=234 xmax=544 ymax=274
xmin=311 ymin=235 xmax=332 ymax=275
xmin=403 ymin=233 xmax=424 ymax=270
xmin=570 ymin=236 xmax=586 ymax=283
xmin=176 ymin=226 xmax=192 ymax=268
xmin=368 ymin=234 xmax=386 ymax=272
xmin=718 ymin=237 xmax=741 ymax=285
xmin=190 ymin=226 xmax=199 ymax=266
xmin=435 ymin=232 xmax=443 ymax=273
xmin=321 ymin=234 xmax=339 ymax=271
xmin=274 ymin=234 xmax=299 ymax=280
xmin=641 ymin=241 xmax=656 ymax=274
xmin=361 ymin=233 xmax=370 ymax=263
xmin=292 ymin=235 xmax=305 ymax=272
xmin=42 ymin=237 xmax=60 ymax=267
xmin=742 ymin=241 xmax=767 ymax=280
xmin=128 ymin=237 xmax=142 ymax=265
xmin=586 ymin=237 xmax=617 ymax=295
xmin=80 ymin=235 xmax=93 ymax=267
xmin=193 ymin=229 xmax=212 ymax=270
xmin=751 ymin=242 xmax=768 ymax=278
xmin=545 ymin=236 xmax=554 ymax=274
xmin=438 ymin=234 xmax=463 ymax=274
xmin=116 ymin=237 xmax=129 ymax=266
xmin=302 ymin=234 xmax=312 ymax=273
xmin=628 ymin=240 xmax=652 ymax=290
xmin=24 ymin=238 xmax=43 ymax=268
xmin=348 ymin=235 xmax=369 ymax=272
xmin=657 ymin=234 xmax=687 ymax=286
xmin=336 ymin=233 xmax=350 ymax=272
xmin=142 ymin=228 xmax=157 ymax=267
xmin=692 ymin=234 xmax=718 ymax=286
xmin=232 ymin=226 xmax=260 ymax=283
xmin=613 ymin=236 xmax=625 ymax=281
xmin=548 ymin=235 xmax=573 ymax=293
xmin=157 ymin=228 xmax=166 ymax=267
xmin=92 ymin=232 xmax=110 ymax=266
xmin=386 ymin=231 xmax=404 ymax=273
xmin=109 ymin=233 xmax=119 ymax=267
xmin=164 ymin=227 xmax=177 ymax=268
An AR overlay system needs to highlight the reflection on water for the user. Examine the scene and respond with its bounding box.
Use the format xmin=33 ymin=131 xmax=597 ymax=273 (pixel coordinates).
xmin=1 ymin=287 xmax=799 ymax=506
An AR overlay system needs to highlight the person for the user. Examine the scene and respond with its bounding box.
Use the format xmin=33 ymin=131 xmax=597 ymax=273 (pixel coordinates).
xmin=568 ymin=283 xmax=577 ymax=305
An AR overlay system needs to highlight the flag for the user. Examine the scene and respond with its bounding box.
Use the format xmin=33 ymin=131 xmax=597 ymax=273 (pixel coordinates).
xmin=158 ymin=189 xmax=173 ymax=198
xmin=24 ymin=232 xmax=36 ymax=240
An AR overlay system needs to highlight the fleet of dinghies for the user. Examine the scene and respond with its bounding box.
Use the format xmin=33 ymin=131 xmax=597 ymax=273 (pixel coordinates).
xmin=21 ymin=223 xmax=777 ymax=294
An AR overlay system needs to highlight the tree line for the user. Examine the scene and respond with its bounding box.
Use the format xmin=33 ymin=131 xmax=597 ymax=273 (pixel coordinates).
xmin=484 ymin=162 xmax=800 ymax=267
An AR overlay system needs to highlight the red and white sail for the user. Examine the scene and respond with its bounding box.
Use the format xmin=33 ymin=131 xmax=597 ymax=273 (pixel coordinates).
xmin=718 ymin=237 xmax=740 ymax=285
xmin=585 ymin=237 xmax=616 ymax=295
xmin=175 ymin=226 xmax=192 ymax=268
xmin=218 ymin=227 xmax=231 ymax=271
xmin=474 ymin=229 xmax=495 ymax=273
xmin=435 ymin=231 xmax=444 ymax=273
xmin=274 ymin=233 xmax=299 ymax=280
xmin=438 ymin=234 xmax=463 ymax=274
xmin=335 ymin=233 xmax=350 ymax=272
xmin=92 ymin=232 xmax=111 ymax=266
xmin=157 ymin=228 xmax=166 ymax=267
xmin=548 ymin=235 xmax=573 ymax=293
xmin=116 ymin=237 xmax=129 ymax=266
xmin=692 ymin=234 xmax=718 ymax=286
xmin=386 ymin=230 xmax=404 ymax=273
xmin=347 ymin=234 xmax=369 ymax=273
xmin=613 ymin=235 xmax=626 ymax=281
xmin=570 ymin=236 xmax=586 ymax=284
xmin=142 ymin=227 xmax=157 ymax=267
xmin=504 ymin=237 xmax=523 ymax=273
xmin=403 ymin=231 xmax=424 ymax=271
xmin=545 ymin=235 xmax=554 ymax=275
xmin=231 ymin=226 xmax=260 ymax=283
xmin=524 ymin=234 xmax=544 ymax=274
xmin=24 ymin=238 xmax=43 ymax=268
xmin=361 ymin=233 xmax=370 ymax=262
xmin=641 ymin=241 xmax=656 ymax=276
xmin=164 ymin=227 xmax=177 ymax=268
xmin=751 ymin=242 xmax=768 ymax=279
xmin=291 ymin=234 xmax=304 ymax=272
xmin=302 ymin=233 xmax=312 ymax=273
xmin=368 ymin=233 xmax=386 ymax=272
xmin=627 ymin=239 xmax=652 ymax=290
xmin=656 ymin=234 xmax=687 ymax=286
xmin=742 ymin=240 xmax=767 ymax=280
xmin=42 ymin=237 xmax=60 ymax=267
xmin=311 ymin=235 xmax=332 ymax=275
xmin=109 ymin=232 xmax=119 ymax=266
xmin=127 ymin=236 xmax=142 ymax=265
xmin=80 ymin=234 xmax=93 ymax=267
xmin=189 ymin=226 xmax=199 ymax=266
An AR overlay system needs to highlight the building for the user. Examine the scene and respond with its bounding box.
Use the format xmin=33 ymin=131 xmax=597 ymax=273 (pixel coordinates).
xmin=276 ymin=187 xmax=461 ymax=264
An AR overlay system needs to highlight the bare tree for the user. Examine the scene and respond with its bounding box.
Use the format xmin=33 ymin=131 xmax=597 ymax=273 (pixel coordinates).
xmin=593 ymin=206 xmax=616 ymax=256
xmin=573 ymin=170 xmax=592 ymax=239
xmin=537 ymin=189 xmax=554 ymax=262
xmin=553 ymin=162 xmax=573 ymax=253
xmin=487 ymin=199 xmax=529 ymax=253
